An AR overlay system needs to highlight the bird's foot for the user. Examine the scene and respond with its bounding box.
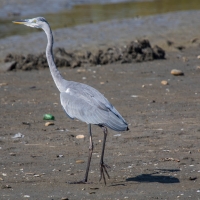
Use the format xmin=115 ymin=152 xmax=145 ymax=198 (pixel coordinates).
xmin=99 ymin=162 xmax=110 ymax=185
xmin=68 ymin=180 xmax=92 ymax=184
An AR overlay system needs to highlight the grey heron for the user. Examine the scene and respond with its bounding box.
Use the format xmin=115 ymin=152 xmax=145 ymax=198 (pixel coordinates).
xmin=13 ymin=17 xmax=129 ymax=185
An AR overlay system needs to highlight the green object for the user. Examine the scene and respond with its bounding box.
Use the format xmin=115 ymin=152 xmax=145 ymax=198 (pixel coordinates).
xmin=43 ymin=114 xmax=55 ymax=120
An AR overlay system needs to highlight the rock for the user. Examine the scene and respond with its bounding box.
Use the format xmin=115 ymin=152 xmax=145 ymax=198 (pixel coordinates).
xmin=76 ymin=134 xmax=85 ymax=139
xmin=161 ymin=80 xmax=168 ymax=85
xmin=0 ymin=61 xmax=16 ymax=72
xmin=171 ymin=69 xmax=184 ymax=76
xmin=45 ymin=122 xmax=54 ymax=126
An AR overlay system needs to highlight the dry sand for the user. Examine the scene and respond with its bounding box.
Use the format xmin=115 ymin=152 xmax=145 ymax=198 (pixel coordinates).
xmin=1 ymin=4 xmax=200 ymax=200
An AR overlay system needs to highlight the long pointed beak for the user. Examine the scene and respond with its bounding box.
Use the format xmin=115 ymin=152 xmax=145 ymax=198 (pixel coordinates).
xmin=13 ymin=20 xmax=28 ymax=25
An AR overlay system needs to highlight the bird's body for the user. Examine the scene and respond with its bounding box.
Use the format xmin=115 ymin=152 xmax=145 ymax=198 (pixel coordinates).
xmin=13 ymin=17 xmax=129 ymax=184
xmin=60 ymin=80 xmax=128 ymax=131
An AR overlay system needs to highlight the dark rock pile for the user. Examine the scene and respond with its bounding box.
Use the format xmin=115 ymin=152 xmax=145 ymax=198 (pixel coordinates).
xmin=4 ymin=40 xmax=165 ymax=71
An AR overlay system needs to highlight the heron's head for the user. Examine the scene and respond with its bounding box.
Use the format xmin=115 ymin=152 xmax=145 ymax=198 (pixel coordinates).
xmin=13 ymin=17 xmax=48 ymax=29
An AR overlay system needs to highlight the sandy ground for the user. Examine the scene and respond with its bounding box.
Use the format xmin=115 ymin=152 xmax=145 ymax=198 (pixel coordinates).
xmin=1 ymin=4 xmax=200 ymax=200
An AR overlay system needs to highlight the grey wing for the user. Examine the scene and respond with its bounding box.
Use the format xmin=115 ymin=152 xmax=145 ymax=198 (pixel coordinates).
xmin=60 ymin=87 xmax=128 ymax=131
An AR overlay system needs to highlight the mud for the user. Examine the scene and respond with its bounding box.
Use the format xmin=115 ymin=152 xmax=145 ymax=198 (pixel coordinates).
xmin=1 ymin=46 xmax=200 ymax=199
xmin=4 ymin=40 xmax=165 ymax=71
xmin=1 ymin=3 xmax=200 ymax=200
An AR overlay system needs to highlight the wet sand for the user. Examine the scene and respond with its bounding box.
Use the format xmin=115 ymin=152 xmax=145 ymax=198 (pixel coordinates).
xmin=1 ymin=4 xmax=200 ymax=200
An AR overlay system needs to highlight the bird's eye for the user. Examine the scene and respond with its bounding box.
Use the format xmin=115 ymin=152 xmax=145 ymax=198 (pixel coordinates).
xmin=32 ymin=19 xmax=37 ymax=23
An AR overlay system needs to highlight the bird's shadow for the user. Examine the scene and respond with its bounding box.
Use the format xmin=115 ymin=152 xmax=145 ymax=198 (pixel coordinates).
xmin=126 ymin=169 xmax=180 ymax=184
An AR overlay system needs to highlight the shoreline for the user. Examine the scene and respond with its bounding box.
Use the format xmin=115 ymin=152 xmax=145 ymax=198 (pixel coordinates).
xmin=0 ymin=10 xmax=200 ymax=63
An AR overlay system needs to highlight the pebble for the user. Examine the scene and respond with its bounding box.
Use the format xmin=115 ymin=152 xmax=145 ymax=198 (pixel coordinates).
xmin=171 ymin=69 xmax=184 ymax=76
xmin=45 ymin=122 xmax=54 ymax=126
xmin=61 ymin=197 xmax=69 ymax=200
xmin=0 ymin=82 xmax=8 ymax=87
xmin=76 ymin=134 xmax=85 ymax=139
xmin=76 ymin=160 xmax=85 ymax=164
xmin=161 ymin=80 xmax=168 ymax=85
xmin=197 ymin=55 xmax=200 ymax=59
xmin=0 ymin=177 xmax=4 ymax=181
xmin=24 ymin=195 xmax=30 ymax=198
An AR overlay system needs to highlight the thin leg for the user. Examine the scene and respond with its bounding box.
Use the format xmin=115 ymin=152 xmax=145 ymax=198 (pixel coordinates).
xmin=68 ymin=124 xmax=93 ymax=184
xmin=83 ymin=124 xmax=93 ymax=182
xmin=99 ymin=126 xmax=110 ymax=185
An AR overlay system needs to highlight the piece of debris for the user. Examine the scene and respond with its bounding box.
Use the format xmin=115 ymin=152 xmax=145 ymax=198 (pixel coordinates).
xmin=162 ymin=157 xmax=180 ymax=162
xmin=45 ymin=122 xmax=54 ymax=126
xmin=114 ymin=134 xmax=121 ymax=137
xmin=76 ymin=160 xmax=85 ymax=164
xmin=171 ymin=69 xmax=184 ymax=76
xmin=76 ymin=134 xmax=85 ymax=139
xmin=12 ymin=132 xmax=24 ymax=138
xmin=43 ymin=114 xmax=55 ymax=120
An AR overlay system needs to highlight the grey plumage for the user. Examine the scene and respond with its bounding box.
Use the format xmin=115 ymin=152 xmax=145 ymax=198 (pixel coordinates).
xmin=60 ymin=81 xmax=128 ymax=131
xmin=13 ymin=17 xmax=129 ymax=184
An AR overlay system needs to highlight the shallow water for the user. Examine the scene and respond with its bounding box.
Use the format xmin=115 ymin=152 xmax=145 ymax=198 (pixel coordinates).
xmin=1 ymin=0 xmax=200 ymax=39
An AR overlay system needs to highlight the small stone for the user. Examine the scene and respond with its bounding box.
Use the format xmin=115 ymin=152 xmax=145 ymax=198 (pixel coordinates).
xmin=76 ymin=134 xmax=85 ymax=139
xmin=76 ymin=160 xmax=85 ymax=164
xmin=45 ymin=122 xmax=54 ymax=126
xmin=161 ymin=80 xmax=168 ymax=85
xmin=100 ymin=82 xmax=105 ymax=84
xmin=171 ymin=69 xmax=184 ymax=76
xmin=0 ymin=177 xmax=4 ymax=181
xmin=24 ymin=195 xmax=30 ymax=198
xmin=197 ymin=55 xmax=200 ymax=59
